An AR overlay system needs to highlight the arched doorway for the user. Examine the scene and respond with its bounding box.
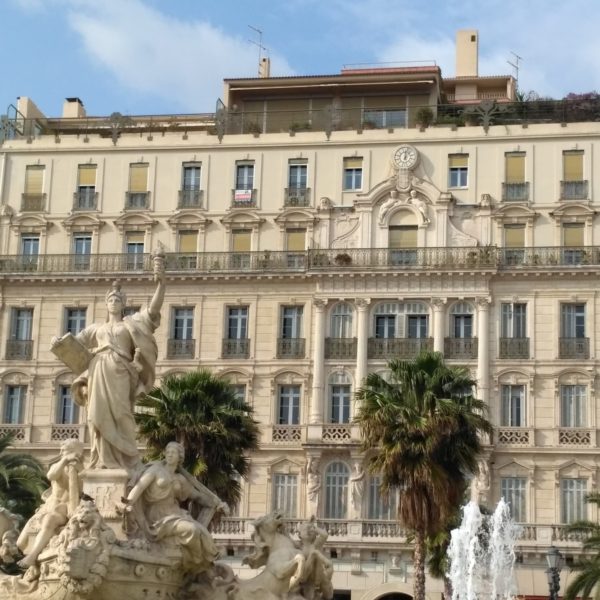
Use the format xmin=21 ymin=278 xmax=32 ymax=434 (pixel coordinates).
xmin=376 ymin=594 xmax=413 ymax=600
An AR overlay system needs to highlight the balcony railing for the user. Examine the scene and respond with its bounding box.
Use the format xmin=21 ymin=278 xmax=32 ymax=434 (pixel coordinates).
xmin=178 ymin=189 xmax=203 ymax=208
xmin=368 ymin=337 xmax=433 ymax=359
xmin=324 ymin=337 xmax=357 ymax=359
xmin=497 ymin=427 xmax=533 ymax=446
xmin=560 ymin=180 xmax=588 ymax=200
xmin=499 ymin=337 xmax=530 ymax=359
xmin=6 ymin=339 xmax=33 ymax=360
xmin=271 ymin=425 xmax=304 ymax=443
xmin=166 ymin=338 xmax=195 ymax=359
xmin=444 ymin=337 xmax=478 ymax=359
xmin=277 ymin=338 xmax=305 ymax=358
xmin=50 ymin=424 xmax=85 ymax=442
xmin=559 ymin=337 xmax=590 ymax=359
xmin=502 ymin=182 xmax=529 ymax=202
xmin=322 ymin=424 xmax=352 ymax=443
xmin=73 ymin=189 xmax=98 ymax=211
xmin=222 ymin=338 xmax=250 ymax=358
xmin=284 ymin=187 xmax=311 ymax=207
xmin=125 ymin=191 xmax=150 ymax=210
xmin=20 ymin=193 xmax=46 ymax=212
xmin=558 ymin=428 xmax=593 ymax=446
xmin=231 ymin=189 xmax=257 ymax=208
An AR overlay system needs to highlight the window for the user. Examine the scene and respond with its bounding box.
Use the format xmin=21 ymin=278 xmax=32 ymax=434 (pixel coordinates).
xmin=231 ymin=229 xmax=251 ymax=268
xmin=389 ymin=225 xmax=418 ymax=265
xmin=23 ymin=165 xmax=45 ymax=210
xmin=172 ymin=308 xmax=194 ymax=340
xmin=451 ymin=302 xmax=473 ymax=338
xmin=285 ymin=228 xmax=306 ymax=267
xmin=367 ymin=475 xmax=396 ymax=520
xmin=501 ymin=303 xmax=527 ymax=338
xmin=329 ymin=373 xmax=351 ymax=424
xmin=561 ymin=478 xmax=587 ymax=523
xmin=363 ymin=109 xmax=406 ymax=129
xmin=272 ymin=474 xmax=298 ymax=517
xmin=407 ymin=305 xmax=428 ymax=339
xmin=227 ymin=306 xmax=248 ymax=339
xmin=4 ymin=385 xmax=26 ymax=424
xmin=235 ymin=162 xmax=254 ymax=190
xmin=501 ymin=477 xmax=526 ymax=522
xmin=182 ymin=163 xmax=201 ymax=190
xmin=343 ymin=157 xmax=363 ymax=190
xmin=123 ymin=306 xmax=141 ymax=317
xmin=73 ymin=234 xmax=92 ymax=269
xmin=288 ymin=160 xmax=307 ymax=190
xmin=125 ymin=232 xmax=144 ymax=270
xmin=127 ymin=163 xmax=149 ymax=208
xmin=278 ymin=385 xmax=300 ymax=425
xmin=178 ymin=231 xmax=198 ymax=267
xmin=230 ymin=384 xmax=246 ymax=402
xmin=331 ymin=303 xmax=353 ymax=338
xmin=501 ymin=384 xmax=525 ymax=427
xmin=560 ymin=385 xmax=586 ymax=427
xmin=64 ymin=308 xmax=86 ymax=335
xmin=561 ymin=303 xmax=585 ymax=338
xmin=11 ymin=308 xmax=33 ymax=341
xmin=562 ymin=223 xmax=584 ymax=265
xmin=281 ymin=306 xmax=303 ymax=339
xmin=76 ymin=164 xmax=97 ymax=209
xmin=563 ymin=150 xmax=583 ymax=182
xmin=20 ymin=234 xmax=39 ymax=268
xmin=375 ymin=314 xmax=395 ymax=339
xmin=505 ymin=152 xmax=525 ymax=184
xmin=57 ymin=385 xmax=79 ymax=424
xmin=324 ymin=462 xmax=350 ymax=519
xmin=448 ymin=154 xmax=468 ymax=188
xmin=503 ymin=225 xmax=525 ymax=265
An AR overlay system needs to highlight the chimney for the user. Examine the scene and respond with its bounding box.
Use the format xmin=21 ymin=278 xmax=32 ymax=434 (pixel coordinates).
xmin=259 ymin=57 xmax=271 ymax=78
xmin=62 ymin=97 xmax=86 ymax=119
xmin=455 ymin=29 xmax=478 ymax=77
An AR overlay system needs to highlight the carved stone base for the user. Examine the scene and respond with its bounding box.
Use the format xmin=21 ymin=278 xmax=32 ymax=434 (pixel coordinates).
xmin=81 ymin=468 xmax=129 ymax=538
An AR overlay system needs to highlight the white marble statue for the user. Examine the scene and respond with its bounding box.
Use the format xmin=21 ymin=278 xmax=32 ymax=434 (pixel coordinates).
xmin=408 ymin=189 xmax=430 ymax=224
xmin=17 ymin=439 xmax=84 ymax=568
xmin=350 ymin=461 xmax=365 ymax=514
xmin=121 ymin=441 xmax=228 ymax=573
xmin=51 ymin=250 xmax=166 ymax=471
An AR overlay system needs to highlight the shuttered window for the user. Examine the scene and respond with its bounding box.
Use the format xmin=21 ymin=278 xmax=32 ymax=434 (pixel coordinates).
xmin=389 ymin=226 xmax=417 ymax=248
xmin=179 ymin=231 xmax=198 ymax=253
xmin=24 ymin=165 xmax=44 ymax=195
xmin=78 ymin=165 xmax=97 ymax=187
xmin=286 ymin=229 xmax=306 ymax=251
xmin=129 ymin=163 xmax=148 ymax=192
xmin=563 ymin=151 xmax=583 ymax=181
xmin=504 ymin=225 xmax=525 ymax=247
xmin=505 ymin=152 xmax=525 ymax=183
xmin=563 ymin=223 xmax=584 ymax=246
xmin=232 ymin=229 xmax=251 ymax=252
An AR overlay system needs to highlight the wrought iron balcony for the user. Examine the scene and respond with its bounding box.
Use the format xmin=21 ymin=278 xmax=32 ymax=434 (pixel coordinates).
xmin=73 ymin=189 xmax=98 ymax=210
xmin=324 ymin=337 xmax=357 ymax=359
xmin=231 ymin=188 xmax=257 ymax=208
xmin=20 ymin=193 xmax=46 ymax=212
xmin=277 ymin=337 xmax=305 ymax=358
xmin=222 ymin=338 xmax=250 ymax=358
xmin=368 ymin=337 xmax=433 ymax=359
xmin=178 ymin=189 xmax=203 ymax=208
xmin=559 ymin=337 xmax=590 ymax=359
xmin=284 ymin=187 xmax=311 ymax=207
xmin=501 ymin=182 xmax=529 ymax=202
xmin=444 ymin=337 xmax=478 ymax=359
xmin=125 ymin=191 xmax=150 ymax=210
xmin=166 ymin=338 xmax=195 ymax=359
xmin=6 ymin=339 xmax=33 ymax=360
xmin=499 ymin=337 xmax=530 ymax=359
xmin=560 ymin=180 xmax=588 ymax=200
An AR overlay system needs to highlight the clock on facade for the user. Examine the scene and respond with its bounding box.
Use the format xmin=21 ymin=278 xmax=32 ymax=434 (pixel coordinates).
xmin=393 ymin=145 xmax=419 ymax=169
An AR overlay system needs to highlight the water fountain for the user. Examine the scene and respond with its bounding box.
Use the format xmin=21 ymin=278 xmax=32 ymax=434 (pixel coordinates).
xmin=447 ymin=499 xmax=521 ymax=600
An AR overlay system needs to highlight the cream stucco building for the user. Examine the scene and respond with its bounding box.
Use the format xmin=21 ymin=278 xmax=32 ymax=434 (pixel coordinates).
xmin=0 ymin=31 xmax=597 ymax=599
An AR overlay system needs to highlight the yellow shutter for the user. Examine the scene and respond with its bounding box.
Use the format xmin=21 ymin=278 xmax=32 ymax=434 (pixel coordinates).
xmin=449 ymin=154 xmax=468 ymax=168
xmin=505 ymin=153 xmax=525 ymax=183
xmin=343 ymin=157 xmax=363 ymax=169
xmin=504 ymin=225 xmax=525 ymax=247
xmin=25 ymin=166 xmax=44 ymax=195
xmin=563 ymin=224 xmax=584 ymax=246
xmin=389 ymin=226 xmax=417 ymax=248
xmin=232 ymin=230 xmax=251 ymax=252
xmin=563 ymin=151 xmax=583 ymax=181
xmin=127 ymin=232 xmax=144 ymax=244
xmin=78 ymin=165 xmax=96 ymax=186
xmin=286 ymin=229 xmax=306 ymax=251
xmin=129 ymin=163 xmax=148 ymax=192
xmin=179 ymin=231 xmax=198 ymax=252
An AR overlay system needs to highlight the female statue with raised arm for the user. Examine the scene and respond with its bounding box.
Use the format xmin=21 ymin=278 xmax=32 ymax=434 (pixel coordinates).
xmin=51 ymin=250 xmax=166 ymax=471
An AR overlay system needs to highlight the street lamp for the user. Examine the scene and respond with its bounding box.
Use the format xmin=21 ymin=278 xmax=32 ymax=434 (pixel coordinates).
xmin=546 ymin=545 xmax=563 ymax=600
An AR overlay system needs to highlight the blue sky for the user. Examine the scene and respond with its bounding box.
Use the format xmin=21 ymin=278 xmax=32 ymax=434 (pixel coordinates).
xmin=3 ymin=0 xmax=600 ymax=117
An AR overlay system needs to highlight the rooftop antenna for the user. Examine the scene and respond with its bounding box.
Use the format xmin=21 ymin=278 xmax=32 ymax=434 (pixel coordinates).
xmin=507 ymin=51 xmax=523 ymax=90
xmin=248 ymin=25 xmax=268 ymax=76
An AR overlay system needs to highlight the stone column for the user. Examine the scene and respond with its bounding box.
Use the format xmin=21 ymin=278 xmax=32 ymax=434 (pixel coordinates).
xmin=431 ymin=298 xmax=446 ymax=354
xmin=310 ymin=299 xmax=327 ymax=424
xmin=476 ymin=297 xmax=490 ymax=405
xmin=355 ymin=299 xmax=370 ymax=389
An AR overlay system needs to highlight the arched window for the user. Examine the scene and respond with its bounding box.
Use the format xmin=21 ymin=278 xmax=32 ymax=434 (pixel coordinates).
xmin=324 ymin=462 xmax=350 ymax=518
xmin=330 ymin=303 xmax=353 ymax=338
xmin=328 ymin=372 xmax=351 ymax=424
xmin=367 ymin=475 xmax=397 ymax=520
xmin=450 ymin=302 xmax=474 ymax=339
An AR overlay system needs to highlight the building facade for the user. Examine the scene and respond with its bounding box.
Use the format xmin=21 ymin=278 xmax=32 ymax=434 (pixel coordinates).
xmin=0 ymin=37 xmax=598 ymax=599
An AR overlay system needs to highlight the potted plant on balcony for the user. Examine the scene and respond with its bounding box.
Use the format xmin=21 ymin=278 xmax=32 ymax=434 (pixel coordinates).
xmin=334 ymin=252 xmax=352 ymax=266
xmin=415 ymin=107 xmax=434 ymax=130
xmin=246 ymin=121 xmax=262 ymax=136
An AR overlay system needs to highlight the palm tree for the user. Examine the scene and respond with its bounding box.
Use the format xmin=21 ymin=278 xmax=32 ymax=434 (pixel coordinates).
xmin=564 ymin=492 xmax=600 ymax=600
xmin=355 ymin=350 xmax=493 ymax=600
xmin=0 ymin=433 xmax=47 ymax=520
xmin=136 ymin=369 xmax=260 ymax=508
